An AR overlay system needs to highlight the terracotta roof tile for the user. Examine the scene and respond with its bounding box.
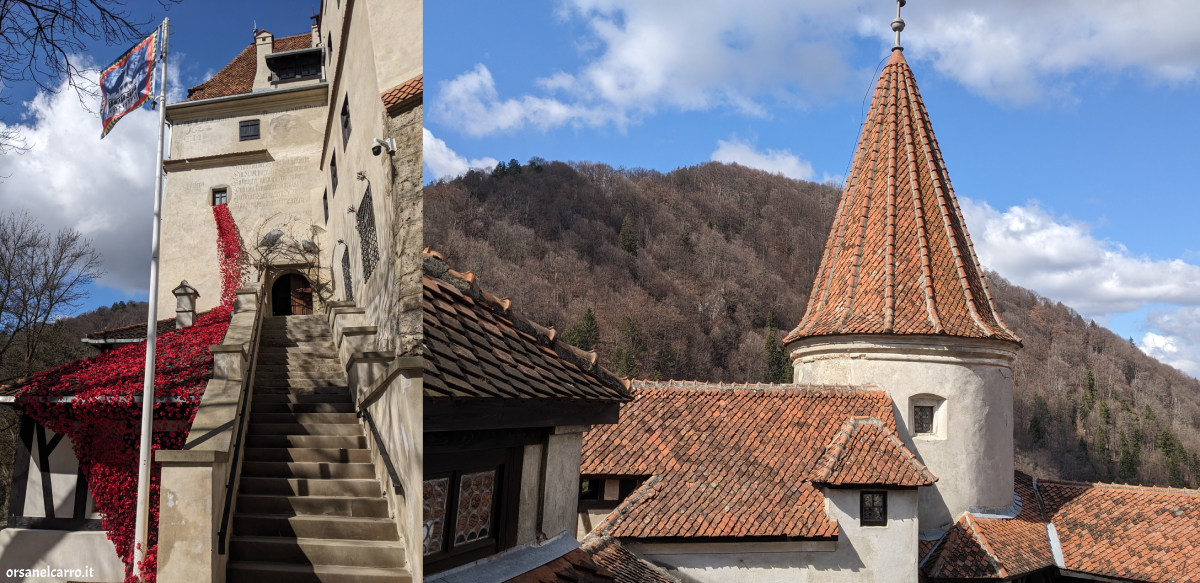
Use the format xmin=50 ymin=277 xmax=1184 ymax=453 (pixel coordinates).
xmin=381 ymin=75 xmax=422 ymax=112
xmin=581 ymin=536 xmax=679 ymax=583
xmin=808 ymin=416 xmax=936 ymax=487
xmin=1039 ymin=479 xmax=1200 ymax=581
xmin=785 ymin=50 xmax=1018 ymax=345
xmin=423 ymin=249 xmax=631 ymax=402
xmin=582 ymin=381 xmax=897 ymax=539
xmin=83 ymin=317 xmax=176 ymax=341
xmin=185 ymin=33 xmax=313 ymax=101
xmin=503 ymin=547 xmax=617 ymax=583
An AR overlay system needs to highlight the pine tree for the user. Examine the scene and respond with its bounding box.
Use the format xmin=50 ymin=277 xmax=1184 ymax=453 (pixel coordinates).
xmin=1083 ymin=369 xmax=1097 ymax=411
xmin=611 ymin=317 xmax=645 ymax=378
xmin=562 ymin=308 xmax=600 ymax=351
xmin=1029 ymin=393 xmax=1049 ymax=448
xmin=618 ymin=214 xmax=638 ymax=257
xmin=762 ymin=313 xmax=791 ymax=384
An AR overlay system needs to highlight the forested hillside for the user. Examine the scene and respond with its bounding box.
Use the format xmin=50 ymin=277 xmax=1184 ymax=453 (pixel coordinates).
xmin=425 ymin=160 xmax=1200 ymax=488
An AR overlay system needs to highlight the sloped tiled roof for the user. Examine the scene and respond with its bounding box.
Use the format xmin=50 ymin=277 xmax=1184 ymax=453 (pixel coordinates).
xmin=381 ymin=75 xmax=422 ymax=113
xmin=582 ymin=536 xmax=679 ymax=583
xmin=785 ymin=49 xmax=1018 ymax=345
xmin=83 ymin=317 xmax=176 ymax=341
xmin=422 ymin=249 xmax=631 ymax=401
xmin=185 ymin=33 xmax=313 ymax=101
xmin=504 ymin=548 xmax=617 ymax=583
xmin=924 ymin=473 xmax=1055 ymax=580
xmin=808 ymin=416 xmax=936 ymax=487
xmin=582 ymin=382 xmax=898 ymax=539
xmin=1039 ymin=479 xmax=1200 ymax=581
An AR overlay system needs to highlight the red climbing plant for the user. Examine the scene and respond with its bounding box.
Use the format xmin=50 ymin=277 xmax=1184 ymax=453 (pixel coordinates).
xmin=18 ymin=204 xmax=245 ymax=582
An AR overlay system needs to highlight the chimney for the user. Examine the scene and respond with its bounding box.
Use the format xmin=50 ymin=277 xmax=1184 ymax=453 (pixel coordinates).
xmin=253 ymin=29 xmax=274 ymax=90
xmin=173 ymin=281 xmax=200 ymax=328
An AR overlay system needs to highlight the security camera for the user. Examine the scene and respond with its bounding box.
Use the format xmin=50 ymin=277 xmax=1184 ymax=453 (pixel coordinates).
xmin=372 ymin=137 xmax=396 ymax=156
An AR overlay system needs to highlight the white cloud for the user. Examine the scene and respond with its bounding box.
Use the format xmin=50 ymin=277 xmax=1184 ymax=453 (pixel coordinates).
xmin=435 ymin=1 xmax=1200 ymax=136
xmin=422 ymin=128 xmax=499 ymax=180
xmin=710 ymin=139 xmax=813 ymax=181
xmin=1141 ymin=309 xmax=1200 ymax=378
xmin=961 ymin=198 xmax=1200 ymax=317
xmin=0 ymin=60 xmax=186 ymax=294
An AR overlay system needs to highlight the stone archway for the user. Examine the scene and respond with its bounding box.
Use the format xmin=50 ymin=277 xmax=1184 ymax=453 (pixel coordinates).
xmin=271 ymin=273 xmax=314 ymax=316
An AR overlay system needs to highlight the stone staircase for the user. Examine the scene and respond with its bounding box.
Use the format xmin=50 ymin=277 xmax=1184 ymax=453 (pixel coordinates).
xmin=226 ymin=315 xmax=410 ymax=582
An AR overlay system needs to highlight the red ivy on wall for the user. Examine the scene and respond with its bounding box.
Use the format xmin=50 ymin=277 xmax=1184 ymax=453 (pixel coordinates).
xmin=18 ymin=204 xmax=245 ymax=582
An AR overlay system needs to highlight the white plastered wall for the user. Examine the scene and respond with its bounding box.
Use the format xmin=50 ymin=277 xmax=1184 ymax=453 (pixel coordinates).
xmin=790 ymin=334 xmax=1019 ymax=529
xmin=624 ymin=488 xmax=919 ymax=583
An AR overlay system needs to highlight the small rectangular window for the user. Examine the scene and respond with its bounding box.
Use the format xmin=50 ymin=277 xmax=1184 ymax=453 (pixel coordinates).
xmin=212 ymin=188 xmax=227 ymax=206
xmin=861 ymin=491 xmax=887 ymax=527
xmin=330 ymin=154 xmax=338 ymax=194
xmin=327 ymin=33 xmax=332 ymax=64
xmin=323 ymin=190 xmax=329 ymax=224
xmin=579 ymin=478 xmax=601 ymax=501
xmin=340 ymin=94 xmax=352 ymax=149
xmin=239 ymin=120 xmax=260 ymax=141
xmin=914 ymin=405 xmax=934 ymax=434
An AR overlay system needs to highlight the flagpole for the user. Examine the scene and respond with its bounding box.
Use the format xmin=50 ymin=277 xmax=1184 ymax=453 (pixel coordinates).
xmin=133 ymin=17 xmax=168 ymax=581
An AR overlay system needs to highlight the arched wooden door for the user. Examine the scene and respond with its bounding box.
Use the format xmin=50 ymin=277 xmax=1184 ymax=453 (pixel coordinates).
xmin=271 ymin=274 xmax=314 ymax=316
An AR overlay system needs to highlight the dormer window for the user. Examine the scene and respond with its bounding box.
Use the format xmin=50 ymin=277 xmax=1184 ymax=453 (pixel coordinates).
xmin=265 ymin=47 xmax=322 ymax=82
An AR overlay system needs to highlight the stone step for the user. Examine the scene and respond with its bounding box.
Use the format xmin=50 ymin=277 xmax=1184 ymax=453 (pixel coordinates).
xmin=226 ymin=560 xmax=410 ymax=583
xmin=254 ymin=387 xmax=352 ymax=397
xmin=251 ymin=402 xmax=356 ymax=414
xmin=238 ymin=477 xmax=382 ymax=497
xmin=244 ymin=447 xmax=371 ymax=463
xmin=241 ymin=461 xmax=376 ymax=480
xmin=248 ymin=423 xmax=363 ymax=437
xmin=228 ymin=537 xmax=406 ymax=569
xmin=246 ymin=435 xmax=367 ymax=449
xmin=257 ymin=364 xmax=344 ymax=374
xmin=259 ymin=347 xmax=338 ymax=356
xmin=234 ymin=495 xmax=388 ymax=518
xmin=232 ymin=514 xmax=399 ymax=541
xmin=250 ymin=412 xmax=358 ymax=425
xmin=253 ymin=393 xmax=351 ymax=404
xmin=257 ymin=379 xmax=350 ymax=390
xmin=257 ymin=371 xmax=348 ymax=382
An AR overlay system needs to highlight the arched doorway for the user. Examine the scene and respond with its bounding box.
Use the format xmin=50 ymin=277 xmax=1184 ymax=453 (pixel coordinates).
xmin=271 ymin=273 xmax=314 ymax=316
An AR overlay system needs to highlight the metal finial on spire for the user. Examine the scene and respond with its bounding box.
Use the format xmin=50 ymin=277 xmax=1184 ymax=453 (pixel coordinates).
xmin=892 ymin=0 xmax=906 ymax=51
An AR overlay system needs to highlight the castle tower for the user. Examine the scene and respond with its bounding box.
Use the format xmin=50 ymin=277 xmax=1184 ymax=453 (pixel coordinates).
xmin=784 ymin=47 xmax=1022 ymax=530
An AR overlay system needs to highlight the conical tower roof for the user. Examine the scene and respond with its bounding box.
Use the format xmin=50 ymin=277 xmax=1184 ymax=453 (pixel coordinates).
xmin=785 ymin=51 xmax=1019 ymax=345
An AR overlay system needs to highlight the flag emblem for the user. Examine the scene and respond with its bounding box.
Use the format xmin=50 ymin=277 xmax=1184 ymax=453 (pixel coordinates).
xmin=99 ymin=29 xmax=161 ymax=138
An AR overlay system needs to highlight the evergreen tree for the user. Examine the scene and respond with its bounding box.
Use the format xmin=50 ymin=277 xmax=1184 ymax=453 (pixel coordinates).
xmin=611 ymin=317 xmax=645 ymax=378
xmin=561 ymin=308 xmax=600 ymax=351
xmin=762 ymin=313 xmax=791 ymax=384
xmin=1083 ymin=369 xmax=1097 ymax=411
xmin=1119 ymin=430 xmax=1140 ymax=482
xmin=1029 ymin=393 xmax=1049 ymax=448
xmin=507 ymin=159 xmax=522 ymax=175
xmin=618 ymin=214 xmax=638 ymax=256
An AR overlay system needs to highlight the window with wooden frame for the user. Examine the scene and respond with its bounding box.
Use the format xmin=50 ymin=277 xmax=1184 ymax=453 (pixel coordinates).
xmin=424 ymin=447 xmax=522 ymax=574
xmin=861 ymin=491 xmax=887 ymax=527
xmin=212 ymin=188 xmax=228 ymax=206
xmin=340 ymin=94 xmax=352 ymax=149
xmin=239 ymin=119 xmax=260 ymax=141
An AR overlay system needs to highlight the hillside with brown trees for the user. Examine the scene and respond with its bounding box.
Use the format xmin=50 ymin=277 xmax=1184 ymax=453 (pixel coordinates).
xmin=425 ymin=159 xmax=1200 ymax=488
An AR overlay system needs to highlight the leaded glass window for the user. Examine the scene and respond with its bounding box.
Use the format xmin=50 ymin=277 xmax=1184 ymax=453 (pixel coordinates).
xmin=423 ymin=477 xmax=449 ymax=556
xmin=341 ymin=250 xmax=354 ymax=302
xmin=914 ymin=405 xmax=934 ymax=434
xmin=454 ymin=470 xmax=496 ymax=546
xmin=861 ymin=491 xmax=887 ymax=526
xmin=356 ymin=187 xmax=379 ymax=281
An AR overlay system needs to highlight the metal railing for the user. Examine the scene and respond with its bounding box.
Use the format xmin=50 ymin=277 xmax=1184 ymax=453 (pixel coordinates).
xmin=216 ymin=306 xmax=263 ymax=554
xmin=359 ymin=407 xmax=403 ymax=496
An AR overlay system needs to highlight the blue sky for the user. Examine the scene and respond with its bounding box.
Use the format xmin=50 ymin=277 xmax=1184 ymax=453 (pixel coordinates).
xmin=423 ymin=0 xmax=1200 ymax=376
xmin=0 ymin=1 xmax=317 ymax=311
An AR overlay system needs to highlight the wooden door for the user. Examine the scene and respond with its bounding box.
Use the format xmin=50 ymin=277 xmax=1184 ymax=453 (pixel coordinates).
xmin=288 ymin=275 xmax=313 ymax=315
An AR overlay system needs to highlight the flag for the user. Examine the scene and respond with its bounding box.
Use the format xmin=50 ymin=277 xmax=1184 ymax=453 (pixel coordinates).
xmin=99 ymin=27 xmax=162 ymax=138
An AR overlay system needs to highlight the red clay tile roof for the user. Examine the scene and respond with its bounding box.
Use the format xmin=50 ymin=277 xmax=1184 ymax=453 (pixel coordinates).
xmin=381 ymin=75 xmax=422 ymax=112
xmin=808 ymin=416 xmax=936 ymax=487
xmin=504 ymin=547 xmax=618 ymax=583
xmin=185 ymin=33 xmax=313 ymax=101
xmin=582 ymin=536 xmax=679 ymax=583
xmin=423 ymin=249 xmax=631 ymax=401
xmin=582 ymin=381 xmax=897 ymax=539
xmin=83 ymin=317 xmax=176 ymax=341
xmin=1039 ymin=479 xmax=1200 ymax=581
xmin=785 ymin=49 xmax=1018 ymax=345
xmin=924 ymin=473 xmax=1055 ymax=580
